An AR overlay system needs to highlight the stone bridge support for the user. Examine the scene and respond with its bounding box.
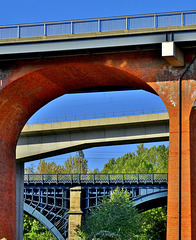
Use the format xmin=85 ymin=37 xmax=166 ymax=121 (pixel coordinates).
xmin=68 ymin=187 xmax=83 ymax=240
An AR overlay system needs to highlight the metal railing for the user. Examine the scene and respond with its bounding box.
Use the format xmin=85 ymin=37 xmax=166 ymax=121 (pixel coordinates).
xmin=24 ymin=173 xmax=168 ymax=185
xmin=26 ymin=107 xmax=167 ymax=125
xmin=0 ymin=10 xmax=196 ymax=40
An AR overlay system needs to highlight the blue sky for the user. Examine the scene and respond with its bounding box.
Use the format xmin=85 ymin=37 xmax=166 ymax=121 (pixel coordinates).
xmin=0 ymin=0 xmax=195 ymax=25
xmin=4 ymin=0 xmax=194 ymax=171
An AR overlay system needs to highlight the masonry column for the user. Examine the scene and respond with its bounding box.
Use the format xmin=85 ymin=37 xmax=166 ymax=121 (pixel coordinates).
xmin=68 ymin=186 xmax=83 ymax=240
xmin=150 ymin=80 xmax=196 ymax=240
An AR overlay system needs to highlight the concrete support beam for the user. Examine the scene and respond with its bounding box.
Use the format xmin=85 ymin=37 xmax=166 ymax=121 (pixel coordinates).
xmin=16 ymin=162 xmax=24 ymax=240
xmin=68 ymin=187 xmax=83 ymax=240
xmin=162 ymin=42 xmax=184 ymax=67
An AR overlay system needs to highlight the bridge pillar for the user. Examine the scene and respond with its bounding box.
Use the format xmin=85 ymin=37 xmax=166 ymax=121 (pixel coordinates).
xmin=150 ymin=80 xmax=196 ymax=240
xmin=68 ymin=186 xmax=83 ymax=240
xmin=16 ymin=162 xmax=24 ymax=240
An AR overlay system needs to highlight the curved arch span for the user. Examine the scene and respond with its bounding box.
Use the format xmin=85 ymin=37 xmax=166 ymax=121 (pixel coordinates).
xmin=24 ymin=203 xmax=65 ymax=240
xmin=134 ymin=190 xmax=167 ymax=212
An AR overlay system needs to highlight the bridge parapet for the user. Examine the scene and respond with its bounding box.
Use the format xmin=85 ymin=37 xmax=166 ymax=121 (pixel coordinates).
xmin=24 ymin=173 xmax=168 ymax=185
xmin=1 ymin=11 xmax=196 ymax=41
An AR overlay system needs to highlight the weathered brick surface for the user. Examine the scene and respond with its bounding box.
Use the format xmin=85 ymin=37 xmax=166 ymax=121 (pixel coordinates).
xmin=0 ymin=50 xmax=196 ymax=239
xmin=149 ymin=80 xmax=196 ymax=240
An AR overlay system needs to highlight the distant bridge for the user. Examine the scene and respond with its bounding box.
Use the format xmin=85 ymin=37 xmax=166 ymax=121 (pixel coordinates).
xmin=17 ymin=112 xmax=169 ymax=162
xmin=24 ymin=173 xmax=168 ymax=239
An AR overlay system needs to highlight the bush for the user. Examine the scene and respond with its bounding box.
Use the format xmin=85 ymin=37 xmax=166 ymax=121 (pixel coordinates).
xmin=76 ymin=188 xmax=143 ymax=240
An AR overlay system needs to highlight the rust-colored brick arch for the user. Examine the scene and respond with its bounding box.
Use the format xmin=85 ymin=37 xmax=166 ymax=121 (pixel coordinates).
xmin=0 ymin=50 xmax=196 ymax=239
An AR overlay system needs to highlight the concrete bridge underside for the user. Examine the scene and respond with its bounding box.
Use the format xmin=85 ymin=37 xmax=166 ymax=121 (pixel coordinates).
xmin=16 ymin=113 xmax=169 ymax=162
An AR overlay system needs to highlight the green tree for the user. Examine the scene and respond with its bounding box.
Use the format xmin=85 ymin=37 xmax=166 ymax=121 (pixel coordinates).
xmin=88 ymin=168 xmax=100 ymax=174
xmin=99 ymin=144 xmax=168 ymax=240
xmin=36 ymin=150 xmax=88 ymax=174
xmin=25 ymin=164 xmax=35 ymax=174
xmin=63 ymin=151 xmax=88 ymax=174
xmin=37 ymin=159 xmax=62 ymax=174
xmin=77 ymin=188 xmax=143 ymax=240
xmin=23 ymin=214 xmax=55 ymax=240
xmin=101 ymin=144 xmax=168 ymax=174
xmin=141 ymin=206 xmax=167 ymax=240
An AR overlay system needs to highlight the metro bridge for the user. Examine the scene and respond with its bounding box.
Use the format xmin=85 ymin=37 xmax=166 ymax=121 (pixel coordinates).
xmin=24 ymin=173 xmax=168 ymax=240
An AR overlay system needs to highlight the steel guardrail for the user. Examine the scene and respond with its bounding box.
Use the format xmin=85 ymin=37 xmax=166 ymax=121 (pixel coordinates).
xmin=0 ymin=10 xmax=196 ymax=40
xmin=26 ymin=107 xmax=167 ymax=125
xmin=24 ymin=173 xmax=168 ymax=185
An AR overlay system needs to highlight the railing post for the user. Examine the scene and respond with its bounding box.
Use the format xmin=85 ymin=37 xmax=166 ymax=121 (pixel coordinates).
xmin=126 ymin=17 xmax=128 ymax=30
xmin=43 ymin=23 xmax=46 ymax=36
xmin=154 ymin=14 xmax=157 ymax=28
xmin=71 ymin=21 xmax=73 ymax=34
xmin=78 ymin=174 xmax=81 ymax=184
xmin=56 ymin=174 xmax=58 ymax=184
xmin=152 ymin=173 xmax=154 ymax=184
xmin=181 ymin=12 xmax=184 ymax=26
xmin=108 ymin=174 xmax=110 ymax=184
xmin=17 ymin=25 xmax=20 ymax=38
xmin=93 ymin=174 xmax=95 ymax=184
xmin=42 ymin=174 xmax=44 ymax=184
xmin=137 ymin=174 xmax=139 ymax=184
xmin=98 ymin=19 xmax=101 ymax=32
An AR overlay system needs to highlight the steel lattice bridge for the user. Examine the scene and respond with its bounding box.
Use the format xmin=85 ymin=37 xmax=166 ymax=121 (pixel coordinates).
xmin=24 ymin=173 xmax=168 ymax=239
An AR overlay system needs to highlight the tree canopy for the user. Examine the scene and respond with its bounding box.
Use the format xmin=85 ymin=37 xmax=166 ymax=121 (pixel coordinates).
xmin=101 ymin=144 xmax=168 ymax=174
xmin=76 ymin=188 xmax=143 ymax=240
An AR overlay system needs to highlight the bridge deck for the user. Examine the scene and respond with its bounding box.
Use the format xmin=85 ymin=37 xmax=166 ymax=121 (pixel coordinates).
xmin=1 ymin=10 xmax=196 ymax=56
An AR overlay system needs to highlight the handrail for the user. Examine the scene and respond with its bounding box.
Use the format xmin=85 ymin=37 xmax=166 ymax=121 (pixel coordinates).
xmin=0 ymin=10 xmax=196 ymax=40
xmin=26 ymin=107 xmax=167 ymax=125
xmin=24 ymin=173 xmax=168 ymax=185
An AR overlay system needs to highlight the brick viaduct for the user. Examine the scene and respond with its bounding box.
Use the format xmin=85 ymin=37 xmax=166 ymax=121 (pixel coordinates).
xmin=1 ymin=18 xmax=196 ymax=240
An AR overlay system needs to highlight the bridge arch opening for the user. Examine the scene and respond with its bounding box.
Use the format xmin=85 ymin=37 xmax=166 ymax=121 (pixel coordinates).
xmin=22 ymin=89 xmax=168 ymax=239
xmin=0 ymin=51 xmax=170 ymax=239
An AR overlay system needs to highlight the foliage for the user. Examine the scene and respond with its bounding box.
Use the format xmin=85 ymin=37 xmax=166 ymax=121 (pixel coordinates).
xmin=23 ymin=214 xmax=55 ymax=240
xmin=63 ymin=151 xmax=88 ymax=174
xmin=36 ymin=150 xmax=88 ymax=174
xmin=25 ymin=164 xmax=36 ymax=174
xmin=37 ymin=159 xmax=62 ymax=174
xmin=88 ymin=168 xmax=100 ymax=174
xmin=101 ymin=144 xmax=168 ymax=174
xmin=141 ymin=206 xmax=167 ymax=240
xmin=76 ymin=188 xmax=143 ymax=240
xmin=92 ymin=230 xmax=121 ymax=240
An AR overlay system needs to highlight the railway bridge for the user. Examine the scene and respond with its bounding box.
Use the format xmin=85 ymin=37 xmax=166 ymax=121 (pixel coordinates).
xmin=24 ymin=173 xmax=168 ymax=239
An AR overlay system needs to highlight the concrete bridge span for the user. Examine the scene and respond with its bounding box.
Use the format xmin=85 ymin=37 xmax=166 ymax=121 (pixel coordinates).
xmin=1 ymin=10 xmax=196 ymax=240
xmin=17 ymin=112 xmax=169 ymax=162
